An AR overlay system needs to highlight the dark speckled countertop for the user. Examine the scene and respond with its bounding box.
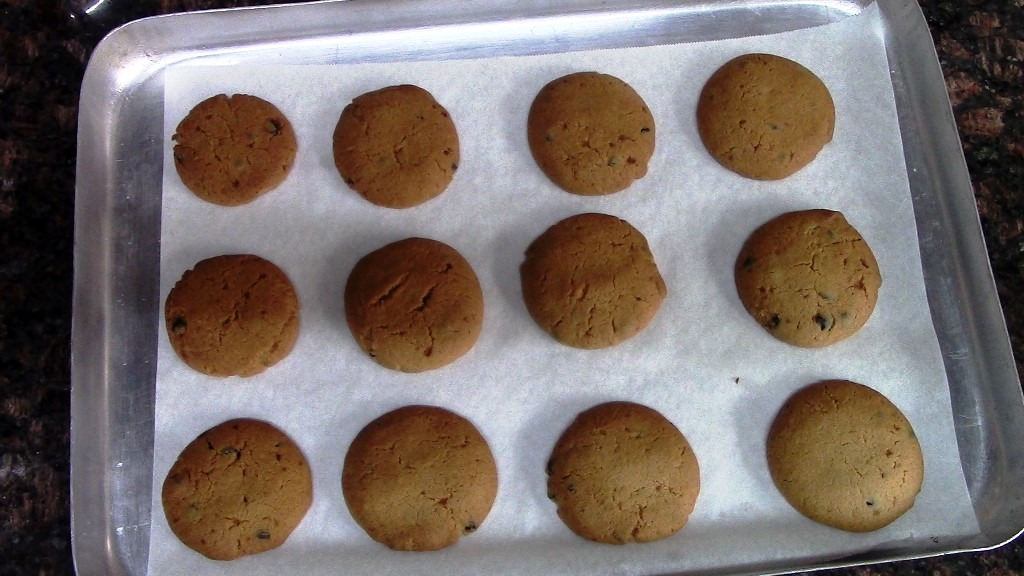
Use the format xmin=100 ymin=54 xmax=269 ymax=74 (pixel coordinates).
xmin=1 ymin=0 xmax=1022 ymax=574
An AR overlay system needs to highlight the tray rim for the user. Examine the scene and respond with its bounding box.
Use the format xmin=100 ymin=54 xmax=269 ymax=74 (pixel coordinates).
xmin=71 ymin=0 xmax=1024 ymax=574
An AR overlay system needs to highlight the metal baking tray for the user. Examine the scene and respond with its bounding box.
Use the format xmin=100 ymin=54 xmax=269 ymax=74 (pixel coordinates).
xmin=71 ymin=0 xmax=1024 ymax=574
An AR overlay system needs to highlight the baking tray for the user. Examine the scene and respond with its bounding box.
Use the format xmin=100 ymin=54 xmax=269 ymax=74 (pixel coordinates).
xmin=70 ymin=0 xmax=1024 ymax=574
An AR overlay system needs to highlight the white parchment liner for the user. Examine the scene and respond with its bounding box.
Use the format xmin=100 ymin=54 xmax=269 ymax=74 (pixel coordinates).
xmin=150 ymin=4 xmax=979 ymax=574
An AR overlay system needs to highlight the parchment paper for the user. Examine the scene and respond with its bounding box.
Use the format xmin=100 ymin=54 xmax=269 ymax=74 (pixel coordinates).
xmin=150 ymin=3 xmax=980 ymax=574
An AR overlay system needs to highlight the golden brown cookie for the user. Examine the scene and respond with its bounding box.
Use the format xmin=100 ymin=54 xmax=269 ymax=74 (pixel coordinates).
xmin=172 ymin=94 xmax=297 ymax=206
xmin=161 ymin=419 xmax=313 ymax=560
xmin=546 ymin=401 xmax=700 ymax=544
xmin=767 ymin=380 xmax=924 ymax=532
xmin=697 ymin=54 xmax=835 ymax=180
xmin=332 ymin=85 xmax=460 ymax=208
xmin=342 ymin=405 xmax=498 ymax=551
xmin=734 ymin=209 xmax=881 ymax=347
xmin=344 ymin=237 xmax=483 ymax=372
xmin=520 ymin=213 xmax=666 ymax=349
xmin=165 ymin=254 xmax=300 ymax=377
xmin=528 ymin=72 xmax=656 ymax=195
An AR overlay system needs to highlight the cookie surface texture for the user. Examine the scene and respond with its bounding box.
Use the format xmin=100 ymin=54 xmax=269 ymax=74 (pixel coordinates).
xmin=344 ymin=237 xmax=483 ymax=372
xmin=333 ymin=84 xmax=460 ymax=208
xmin=767 ymin=380 xmax=924 ymax=532
xmin=528 ymin=72 xmax=656 ymax=195
xmin=161 ymin=419 xmax=313 ymax=560
xmin=165 ymin=254 xmax=300 ymax=377
xmin=546 ymin=401 xmax=700 ymax=544
xmin=173 ymin=94 xmax=297 ymax=206
xmin=734 ymin=209 xmax=881 ymax=347
xmin=697 ymin=53 xmax=835 ymax=180
xmin=342 ymin=405 xmax=498 ymax=551
xmin=520 ymin=213 xmax=666 ymax=349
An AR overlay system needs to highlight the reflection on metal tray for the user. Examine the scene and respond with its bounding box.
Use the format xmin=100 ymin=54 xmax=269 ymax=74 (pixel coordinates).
xmin=71 ymin=0 xmax=1024 ymax=574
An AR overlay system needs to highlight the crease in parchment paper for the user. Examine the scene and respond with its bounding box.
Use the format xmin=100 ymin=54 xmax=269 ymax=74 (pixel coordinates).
xmin=150 ymin=4 xmax=979 ymax=575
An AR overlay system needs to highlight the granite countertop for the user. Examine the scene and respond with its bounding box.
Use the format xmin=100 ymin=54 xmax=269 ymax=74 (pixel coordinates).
xmin=1 ymin=0 xmax=1021 ymax=574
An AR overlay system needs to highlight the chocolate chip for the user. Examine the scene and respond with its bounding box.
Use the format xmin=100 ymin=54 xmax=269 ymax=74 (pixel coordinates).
xmin=766 ymin=314 xmax=781 ymax=330
xmin=566 ymin=484 xmax=576 ymax=494
xmin=265 ymin=119 xmax=283 ymax=136
xmin=865 ymin=501 xmax=874 ymax=507
xmin=837 ymin=310 xmax=852 ymax=326
xmin=813 ymin=313 xmax=834 ymax=331
xmin=545 ymin=459 xmax=553 ymax=476
xmin=640 ymin=127 xmax=651 ymax=133
xmin=463 ymin=521 xmax=478 ymax=534
xmin=741 ymin=256 xmax=756 ymax=270
xmin=219 ymin=446 xmax=240 ymax=458
xmin=171 ymin=317 xmax=187 ymax=334
xmin=451 ymin=163 xmax=458 ymax=171
xmin=544 ymin=134 xmax=553 ymax=142
xmin=344 ymin=177 xmax=355 ymax=185
xmin=173 ymin=152 xmax=184 ymax=164
xmin=256 ymin=529 xmax=271 ymax=540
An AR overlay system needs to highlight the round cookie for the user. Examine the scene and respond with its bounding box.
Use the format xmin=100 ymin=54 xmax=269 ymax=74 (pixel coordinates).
xmin=173 ymin=94 xmax=297 ymax=206
xmin=161 ymin=419 xmax=313 ymax=560
xmin=520 ymin=213 xmax=666 ymax=349
xmin=344 ymin=237 xmax=483 ymax=372
xmin=165 ymin=254 xmax=300 ymax=377
xmin=546 ymin=401 xmax=700 ymax=544
xmin=332 ymin=85 xmax=460 ymax=208
xmin=342 ymin=405 xmax=498 ymax=551
xmin=767 ymin=380 xmax=924 ymax=532
xmin=528 ymin=72 xmax=656 ymax=195
xmin=697 ymin=53 xmax=835 ymax=180
xmin=734 ymin=209 xmax=881 ymax=348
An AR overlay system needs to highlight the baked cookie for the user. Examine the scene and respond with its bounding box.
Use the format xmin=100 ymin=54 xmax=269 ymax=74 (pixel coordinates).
xmin=165 ymin=254 xmax=300 ymax=377
xmin=161 ymin=419 xmax=313 ymax=560
xmin=333 ymin=85 xmax=459 ymax=208
xmin=528 ymin=72 xmax=655 ymax=195
xmin=546 ymin=401 xmax=700 ymax=544
xmin=734 ymin=209 xmax=881 ymax=347
xmin=697 ymin=54 xmax=835 ymax=180
xmin=767 ymin=380 xmax=924 ymax=532
xmin=342 ymin=405 xmax=498 ymax=551
xmin=344 ymin=237 xmax=483 ymax=372
xmin=520 ymin=213 xmax=666 ymax=349
xmin=173 ymin=94 xmax=297 ymax=206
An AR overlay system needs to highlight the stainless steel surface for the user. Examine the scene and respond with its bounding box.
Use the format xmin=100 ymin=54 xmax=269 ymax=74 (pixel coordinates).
xmin=71 ymin=0 xmax=1024 ymax=574
xmin=878 ymin=0 xmax=1024 ymax=548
